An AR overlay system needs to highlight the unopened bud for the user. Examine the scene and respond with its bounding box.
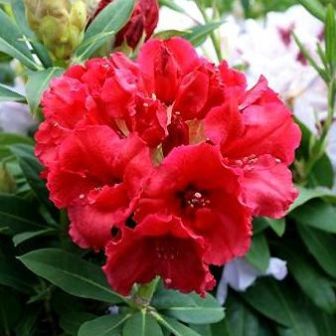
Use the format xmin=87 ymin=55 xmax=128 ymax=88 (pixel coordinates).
xmin=0 ymin=166 xmax=16 ymax=193
xmin=90 ymin=0 xmax=159 ymax=49
xmin=23 ymin=0 xmax=88 ymax=61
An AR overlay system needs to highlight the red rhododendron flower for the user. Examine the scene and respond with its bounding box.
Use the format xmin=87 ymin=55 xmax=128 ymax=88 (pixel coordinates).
xmin=35 ymin=36 xmax=300 ymax=295
xmin=103 ymin=215 xmax=215 ymax=296
xmin=93 ymin=0 xmax=159 ymax=49
xmin=47 ymin=126 xmax=152 ymax=250
xmin=204 ymin=77 xmax=301 ymax=218
xmin=136 ymin=143 xmax=252 ymax=265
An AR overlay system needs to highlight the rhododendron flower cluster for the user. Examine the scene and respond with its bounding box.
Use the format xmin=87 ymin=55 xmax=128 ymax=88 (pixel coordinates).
xmin=93 ymin=0 xmax=159 ymax=49
xmin=35 ymin=37 xmax=301 ymax=296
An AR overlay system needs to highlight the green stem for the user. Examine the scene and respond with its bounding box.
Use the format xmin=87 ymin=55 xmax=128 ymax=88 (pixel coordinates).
xmin=195 ymin=1 xmax=223 ymax=62
xmin=133 ymin=277 xmax=160 ymax=307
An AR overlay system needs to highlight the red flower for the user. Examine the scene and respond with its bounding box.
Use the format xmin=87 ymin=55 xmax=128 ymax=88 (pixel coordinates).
xmin=35 ymin=54 xmax=140 ymax=168
xmin=204 ymin=77 xmax=301 ymax=218
xmin=136 ymin=143 xmax=252 ymax=265
xmin=35 ymin=37 xmax=300 ymax=296
xmin=93 ymin=0 xmax=159 ymax=49
xmin=46 ymin=126 xmax=152 ymax=250
xmin=103 ymin=215 xmax=215 ymax=296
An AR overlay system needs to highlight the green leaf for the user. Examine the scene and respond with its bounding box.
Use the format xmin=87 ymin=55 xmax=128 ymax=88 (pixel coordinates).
xmin=225 ymin=297 xmax=272 ymax=336
xmin=0 ymin=9 xmax=40 ymax=70
xmin=184 ymin=21 xmax=223 ymax=46
xmin=15 ymin=305 xmax=40 ymax=336
xmin=154 ymin=29 xmax=187 ymax=40
xmin=18 ymin=248 xmax=125 ymax=304
xmin=242 ymin=279 xmax=309 ymax=329
xmin=153 ymin=289 xmax=224 ymax=325
xmin=60 ymin=311 xmax=97 ymax=336
xmin=0 ymin=193 xmax=44 ymax=233
xmin=12 ymin=228 xmax=56 ymax=247
xmin=310 ymin=153 xmax=334 ymax=188
xmin=266 ymin=218 xmax=286 ymax=236
xmin=10 ymin=144 xmax=53 ymax=211
xmin=123 ymin=312 xmax=163 ymax=336
xmin=283 ymin=244 xmax=336 ymax=313
xmin=78 ymin=314 xmax=130 ymax=336
xmin=291 ymin=199 xmax=336 ymax=233
xmin=297 ymin=224 xmax=336 ymax=279
xmin=11 ymin=0 xmax=52 ymax=68
xmin=0 ymin=83 xmax=26 ymax=102
xmin=297 ymin=0 xmax=326 ymax=21
xmin=0 ymin=259 xmax=35 ymax=293
xmin=326 ymin=4 xmax=336 ymax=72
xmin=0 ymin=288 xmax=23 ymax=334
xmin=153 ymin=314 xmax=202 ymax=336
xmin=289 ymin=186 xmax=336 ymax=212
xmin=25 ymin=68 xmax=63 ymax=115
xmin=0 ymin=133 xmax=33 ymax=146
xmin=246 ymin=233 xmax=270 ymax=272
xmin=75 ymin=0 xmax=135 ymax=61
xmin=159 ymin=0 xmax=189 ymax=15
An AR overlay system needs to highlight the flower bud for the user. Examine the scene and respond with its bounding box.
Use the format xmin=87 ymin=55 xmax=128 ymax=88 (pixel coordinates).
xmin=24 ymin=0 xmax=88 ymax=61
xmin=91 ymin=0 xmax=159 ymax=49
xmin=0 ymin=166 xmax=16 ymax=193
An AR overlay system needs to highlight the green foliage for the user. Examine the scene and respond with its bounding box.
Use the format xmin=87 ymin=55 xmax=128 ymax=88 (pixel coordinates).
xmin=1 ymin=0 xmax=336 ymax=335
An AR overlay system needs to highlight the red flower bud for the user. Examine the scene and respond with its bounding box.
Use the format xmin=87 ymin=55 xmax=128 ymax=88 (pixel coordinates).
xmin=94 ymin=0 xmax=159 ymax=49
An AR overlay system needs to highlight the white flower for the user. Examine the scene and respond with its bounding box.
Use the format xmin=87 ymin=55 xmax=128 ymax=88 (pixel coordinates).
xmin=0 ymin=101 xmax=35 ymax=135
xmin=220 ymin=5 xmax=326 ymax=134
xmin=216 ymin=257 xmax=288 ymax=305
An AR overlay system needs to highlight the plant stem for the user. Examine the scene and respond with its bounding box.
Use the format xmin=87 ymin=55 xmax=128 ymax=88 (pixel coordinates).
xmin=195 ymin=1 xmax=223 ymax=62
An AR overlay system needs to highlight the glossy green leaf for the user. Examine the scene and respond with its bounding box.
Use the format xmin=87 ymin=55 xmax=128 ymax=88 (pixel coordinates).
xmin=153 ymin=289 xmax=224 ymax=324
xmin=297 ymin=0 xmax=326 ymax=21
xmin=291 ymin=199 xmax=336 ymax=233
xmin=123 ymin=312 xmax=163 ymax=336
xmin=11 ymin=0 xmax=52 ymax=68
xmin=153 ymin=314 xmax=202 ymax=336
xmin=60 ymin=311 xmax=96 ymax=336
xmin=0 ymin=193 xmax=44 ymax=233
xmin=75 ymin=0 xmax=135 ymax=61
xmin=10 ymin=144 xmax=54 ymax=211
xmin=283 ymin=244 xmax=336 ymax=313
xmin=12 ymin=228 xmax=56 ymax=247
xmin=246 ymin=233 xmax=270 ymax=272
xmin=242 ymin=278 xmax=318 ymax=335
xmin=184 ymin=21 xmax=223 ymax=46
xmin=0 ymin=259 xmax=35 ymax=293
xmin=0 ymin=83 xmax=26 ymax=102
xmin=18 ymin=248 xmax=125 ymax=304
xmin=0 ymin=9 xmax=40 ymax=70
xmin=297 ymin=224 xmax=336 ymax=278
xmin=25 ymin=68 xmax=63 ymax=115
xmin=289 ymin=186 xmax=336 ymax=212
xmin=225 ymin=298 xmax=273 ymax=336
xmin=0 ymin=133 xmax=33 ymax=146
xmin=78 ymin=314 xmax=130 ymax=336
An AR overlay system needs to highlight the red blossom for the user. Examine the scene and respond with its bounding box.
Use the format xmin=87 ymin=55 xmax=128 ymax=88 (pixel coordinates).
xmin=35 ymin=36 xmax=300 ymax=296
xmin=136 ymin=143 xmax=252 ymax=265
xmin=204 ymin=77 xmax=301 ymax=218
xmin=93 ymin=0 xmax=159 ymax=49
xmin=103 ymin=215 xmax=215 ymax=296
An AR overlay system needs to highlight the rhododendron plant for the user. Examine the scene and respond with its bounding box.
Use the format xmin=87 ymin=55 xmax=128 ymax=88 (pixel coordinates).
xmin=35 ymin=37 xmax=300 ymax=295
xmin=3 ymin=0 xmax=336 ymax=334
xmin=92 ymin=0 xmax=159 ymax=49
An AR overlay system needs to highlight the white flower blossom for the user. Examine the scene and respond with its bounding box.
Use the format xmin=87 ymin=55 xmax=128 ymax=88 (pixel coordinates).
xmin=216 ymin=257 xmax=288 ymax=305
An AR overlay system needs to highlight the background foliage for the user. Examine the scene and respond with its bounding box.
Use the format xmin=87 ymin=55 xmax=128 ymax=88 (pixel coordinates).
xmin=1 ymin=0 xmax=336 ymax=335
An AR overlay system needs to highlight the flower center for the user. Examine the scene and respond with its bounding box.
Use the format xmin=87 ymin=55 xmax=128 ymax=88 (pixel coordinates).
xmin=179 ymin=186 xmax=210 ymax=210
